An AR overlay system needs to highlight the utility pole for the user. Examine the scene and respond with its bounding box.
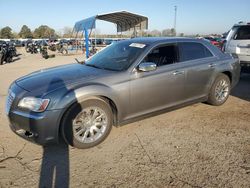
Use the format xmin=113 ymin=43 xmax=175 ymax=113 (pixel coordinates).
xmin=174 ymin=6 xmax=177 ymax=36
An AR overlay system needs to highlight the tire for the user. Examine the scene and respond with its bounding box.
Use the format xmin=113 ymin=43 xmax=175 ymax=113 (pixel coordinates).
xmin=207 ymin=73 xmax=231 ymax=106
xmin=6 ymin=56 xmax=12 ymax=63
xmin=61 ymin=48 xmax=68 ymax=55
xmin=0 ymin=53 xmax=3 ymax=65
xmin=61 ymin=99 xmax=113 ymax=149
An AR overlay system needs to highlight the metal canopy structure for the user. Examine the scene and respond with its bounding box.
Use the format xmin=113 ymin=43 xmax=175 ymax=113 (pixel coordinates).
xmin=97 ymin=11 xmax=148 ymax=33
xmin=73 ymin=11 xmax=148 ymax=58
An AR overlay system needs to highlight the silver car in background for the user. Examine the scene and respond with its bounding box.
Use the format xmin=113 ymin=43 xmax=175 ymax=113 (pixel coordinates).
xmin=224 ymin=22 xmax=250 ymax=71
xmin=6 ymin=38 xmax=241 ymax=149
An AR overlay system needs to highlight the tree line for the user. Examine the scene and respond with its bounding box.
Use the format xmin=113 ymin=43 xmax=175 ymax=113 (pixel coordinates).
xmin=0 ymin=25 xmax=72 ymax=39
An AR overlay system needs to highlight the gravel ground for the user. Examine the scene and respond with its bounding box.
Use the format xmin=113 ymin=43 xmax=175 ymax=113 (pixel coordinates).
xmin=0 ymin=49 xmax=249 ymax=188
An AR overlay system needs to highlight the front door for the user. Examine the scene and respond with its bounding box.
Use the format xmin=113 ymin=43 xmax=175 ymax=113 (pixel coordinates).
xmin=127 ymin=44 xmax=186 ymax=120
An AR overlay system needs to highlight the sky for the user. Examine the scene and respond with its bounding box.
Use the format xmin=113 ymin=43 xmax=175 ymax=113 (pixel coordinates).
xmin=0 ymin=0 xmax=249 ymax=35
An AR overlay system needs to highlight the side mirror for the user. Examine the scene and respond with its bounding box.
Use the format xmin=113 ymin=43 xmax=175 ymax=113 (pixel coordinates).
xmin=138 ymin=62 xmax=157 ymax=72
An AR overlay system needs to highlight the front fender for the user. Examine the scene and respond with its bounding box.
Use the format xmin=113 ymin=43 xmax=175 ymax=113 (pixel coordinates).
xmin=45 ymin=83 xmax=122 ymax=119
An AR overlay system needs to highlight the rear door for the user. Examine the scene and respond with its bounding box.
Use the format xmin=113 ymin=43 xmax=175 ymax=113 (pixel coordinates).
xmin=177 ymin=42 xmax=218 ymax=101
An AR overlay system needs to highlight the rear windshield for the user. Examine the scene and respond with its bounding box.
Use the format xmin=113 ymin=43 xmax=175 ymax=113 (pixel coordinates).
xmin=233 ymin=25 xmax=250 ymax=40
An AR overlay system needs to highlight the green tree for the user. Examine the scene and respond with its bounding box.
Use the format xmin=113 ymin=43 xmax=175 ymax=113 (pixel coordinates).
xmin=179 ymin=33 xmax=184 ymax=37
xmin=0 ymin=26 xmax=14 ymax=39
xmin=170 ymin=28 xmax=176 ymax=36
xmin=19 ymin=25 xmax=33 ymax=38
xmin=33 ymin=25 xmax=56 ymax=38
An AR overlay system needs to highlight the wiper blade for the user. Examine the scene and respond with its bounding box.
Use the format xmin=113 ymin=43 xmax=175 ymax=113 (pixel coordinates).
xmin=85 ymin=63 xmax=119 ymax=71
xmin=75 ymin=58 xmax=85 ymax=64
xmin=85 ymin=63 xmax=102 ymax=69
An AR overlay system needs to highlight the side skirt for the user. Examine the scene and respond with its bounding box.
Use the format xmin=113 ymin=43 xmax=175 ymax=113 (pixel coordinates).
xmin=116 ymin=96 xmax=208 ymax=127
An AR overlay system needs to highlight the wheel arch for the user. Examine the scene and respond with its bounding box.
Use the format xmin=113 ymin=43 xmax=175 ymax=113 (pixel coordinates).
xmin=57 ymin=95 xmax=119 ymax=139
xmin=221 ymin=71 xmax=232 ymax=83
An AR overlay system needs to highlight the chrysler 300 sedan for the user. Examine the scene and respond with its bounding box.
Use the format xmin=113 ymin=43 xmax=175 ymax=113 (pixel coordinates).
xmin=6 ymin=38 xmax=240 ymax=149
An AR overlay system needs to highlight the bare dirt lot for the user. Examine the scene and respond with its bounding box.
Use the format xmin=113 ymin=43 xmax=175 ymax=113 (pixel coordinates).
xmin=0 ymin=49 xmax=249 ymax=188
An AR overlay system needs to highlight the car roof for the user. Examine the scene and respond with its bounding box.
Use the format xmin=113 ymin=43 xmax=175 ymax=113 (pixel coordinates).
xmin=127 ymin=37 xmax=204 ymax=45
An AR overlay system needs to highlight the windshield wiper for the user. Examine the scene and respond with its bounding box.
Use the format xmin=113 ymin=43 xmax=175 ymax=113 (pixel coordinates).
xmin=75 ymin=58 xmax=85 ymax=64
xmin=85 ymin=63 xmax=120 ymax=71
xmin=85 ymin=63 xmax=103 ymax=69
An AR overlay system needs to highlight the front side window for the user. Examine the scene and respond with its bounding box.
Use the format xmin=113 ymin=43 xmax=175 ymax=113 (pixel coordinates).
xmin=142 ymin=44 xmax=177 ymax=67
xmin=178 ymin=42 xmax=213 ymax=62
xmin=233 ymin=25 xmax=250 ymax=40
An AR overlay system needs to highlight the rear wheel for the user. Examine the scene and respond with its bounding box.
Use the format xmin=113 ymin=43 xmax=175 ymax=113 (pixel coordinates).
xmin=207 ymin=73 xmax=231 ymax=106
xmin=61 ymin=99 xmax=113 ymax=149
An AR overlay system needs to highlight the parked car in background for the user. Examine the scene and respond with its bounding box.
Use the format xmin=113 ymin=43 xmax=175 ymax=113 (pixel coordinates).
xmin=0 ymin=40 xmax=7 ymax=46
xmin=224 ymin=22 xmax=250 ymax=71
xmin=6 ymin=38 xmax=240 ymax=149
xmin=204 ymin=37 xmax=219 ymax=45
xmin=103 ymin=39 xmax=114 ymax=45
xmin=10 ymin=40 xmax=23 ymax=47
xmin=204 ymin=37 xmax=224 ymax=49
xmin=95 ymin=38 xmax=104 ymax=45
xmin=35 ymin=40 xmax=48 ymax=47
xmin=59 ymin=39 xmax=69 ymax=45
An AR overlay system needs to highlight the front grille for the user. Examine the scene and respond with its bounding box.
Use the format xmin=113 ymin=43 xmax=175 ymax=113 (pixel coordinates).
xmin=5 ymin=90 xmax=15 ymax=115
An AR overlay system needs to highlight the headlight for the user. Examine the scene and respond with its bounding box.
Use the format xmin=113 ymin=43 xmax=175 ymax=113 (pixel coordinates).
xmin=18 ymin=97 xmax=50 ymax=112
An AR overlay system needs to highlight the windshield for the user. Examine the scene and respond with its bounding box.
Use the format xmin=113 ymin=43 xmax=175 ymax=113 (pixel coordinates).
xmin=85 ymin=40 xmax=146 ymax=71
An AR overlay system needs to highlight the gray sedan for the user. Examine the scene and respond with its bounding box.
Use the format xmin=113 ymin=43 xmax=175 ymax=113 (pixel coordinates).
xmin=6 ymin=38 xmax=240 ymax=149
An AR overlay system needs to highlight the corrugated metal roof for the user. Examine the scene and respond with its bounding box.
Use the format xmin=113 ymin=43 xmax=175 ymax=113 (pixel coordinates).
xmin=97 ymin=11 xmax=148 ymax=32
xmin=74 ymin=11 xmax=148 ymax=33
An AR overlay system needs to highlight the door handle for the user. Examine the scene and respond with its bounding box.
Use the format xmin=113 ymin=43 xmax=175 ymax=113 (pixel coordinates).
xmin=173 ymin=70 xmax=184 ymax=75
xmin=209 ymin=63 xmax=216 ymax=68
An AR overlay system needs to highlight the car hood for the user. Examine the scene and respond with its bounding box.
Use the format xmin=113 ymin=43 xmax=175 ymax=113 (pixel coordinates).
xmin=15 ymin=63 xmax=113 ymax=94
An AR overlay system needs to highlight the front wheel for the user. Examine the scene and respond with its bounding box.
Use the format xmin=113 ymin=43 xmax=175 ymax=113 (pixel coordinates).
xmin=61 ymin=99 xmax=113 ymax=149
xmin=207 ymin=73 xmax=231 ymax=106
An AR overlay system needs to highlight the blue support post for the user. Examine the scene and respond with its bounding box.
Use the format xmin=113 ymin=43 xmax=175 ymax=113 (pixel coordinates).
xmin=84 ymin=28 xmax=89 ymax=58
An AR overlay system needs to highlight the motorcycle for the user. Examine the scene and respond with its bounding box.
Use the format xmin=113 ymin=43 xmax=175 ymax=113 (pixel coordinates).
xmin=48 ymin=44 xmax=57 ymax=51
xmin=57 ymin=43 xmax=68 ymax=55
xmin=40 ymin=46 xmax=55 ymax=59
xmin=0 ymin=43 xmax=15 ymax=65
xmin=8 ymin=43 xmax=17 ymax=57
xmin=26 ymin=42 xmax=39 ymax=54
xmin=89 ymin=46 xmax=98 ymax=57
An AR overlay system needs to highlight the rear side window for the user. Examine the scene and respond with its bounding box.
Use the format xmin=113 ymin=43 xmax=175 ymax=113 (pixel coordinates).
xmin=178 ymin=42 xmax=213 ymax=62
xmin=234 ymin=26 xmax=250 ymax=40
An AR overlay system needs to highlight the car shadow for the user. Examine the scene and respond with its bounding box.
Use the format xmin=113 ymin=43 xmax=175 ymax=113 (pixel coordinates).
xmin=38 ymin=77 xmax=79 ymax=188
xmin=231 ymin=73 xmax=250 ymax=102
xmin=39 ymin=144 xmax=70 ymax=188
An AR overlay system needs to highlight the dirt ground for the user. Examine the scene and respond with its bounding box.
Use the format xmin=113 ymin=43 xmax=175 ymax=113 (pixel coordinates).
xmin=0 ymin=49 xmax=249 ymax=188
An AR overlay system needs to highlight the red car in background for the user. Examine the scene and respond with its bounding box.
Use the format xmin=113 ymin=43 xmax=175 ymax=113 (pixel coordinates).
xmin=204 ymin=37 xmax=224 ymax=49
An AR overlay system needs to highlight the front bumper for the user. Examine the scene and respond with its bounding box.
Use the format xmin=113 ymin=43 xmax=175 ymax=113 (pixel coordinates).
xmin=8 ymin=109 xmax=62 ymax=145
